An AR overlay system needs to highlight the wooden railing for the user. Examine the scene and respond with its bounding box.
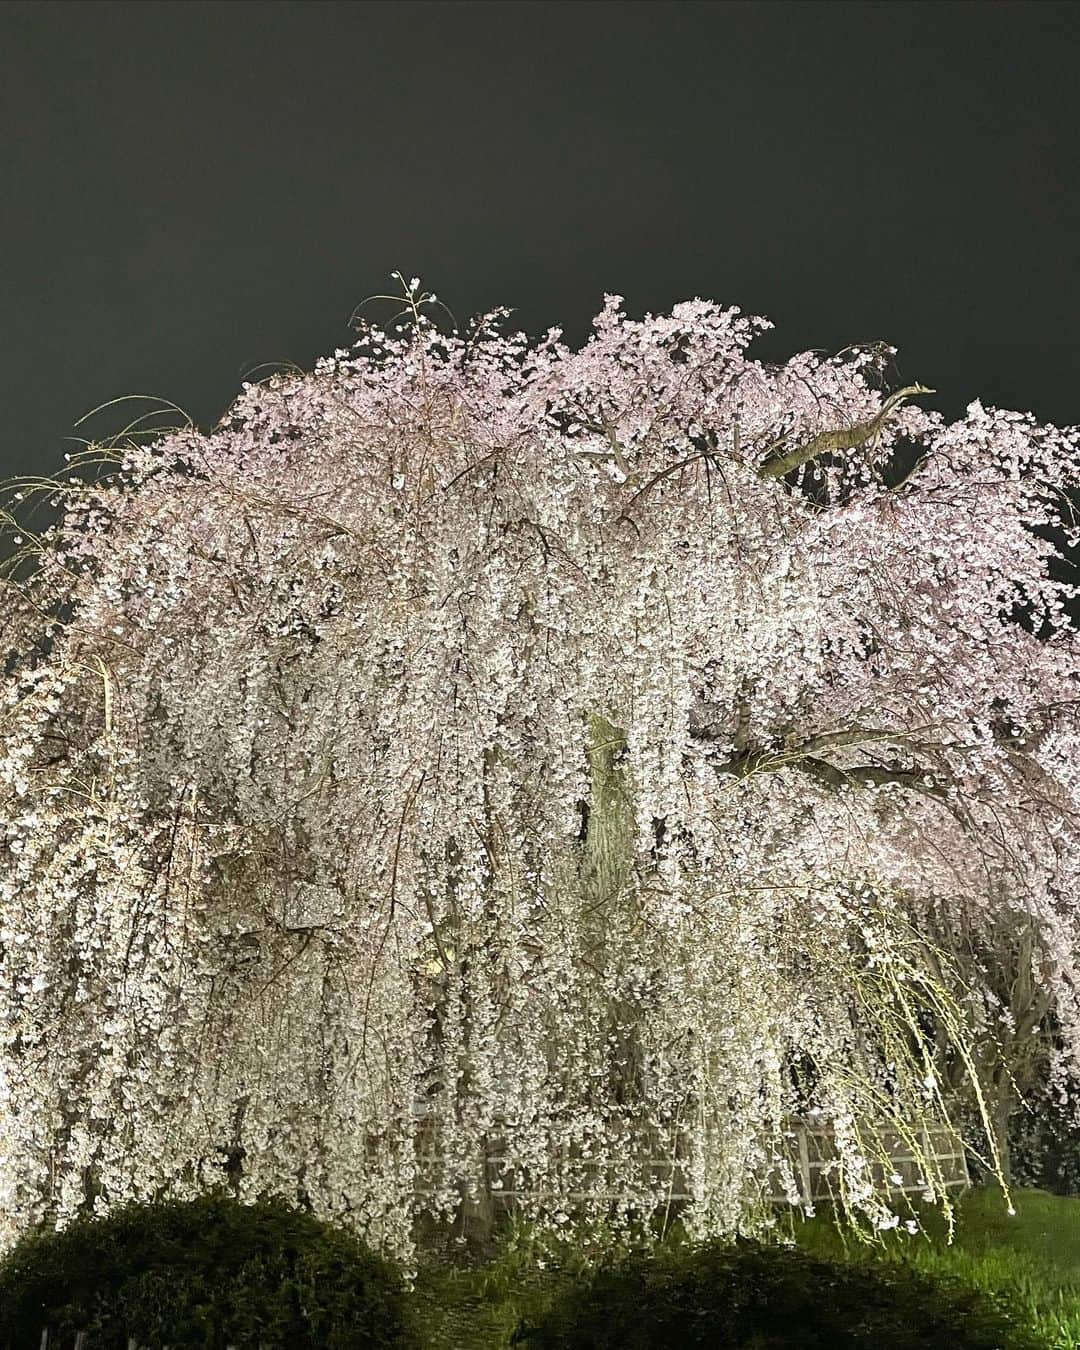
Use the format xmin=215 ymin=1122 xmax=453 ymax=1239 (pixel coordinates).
xmin=411 ymin=1113 xmax=970 ymax=1211
xmin=768 ymin=1117 xmax=970 ymax=1206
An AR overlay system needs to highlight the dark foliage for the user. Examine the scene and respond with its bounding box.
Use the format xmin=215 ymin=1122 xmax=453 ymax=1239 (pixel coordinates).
xmin=512 ymin=1236 xmax=1046 ymax=1350
xmin=1009 ymin=1084 xmax=1080 ymax=1197
xmin=0 ymin=1190 xmax=421 ymax=1349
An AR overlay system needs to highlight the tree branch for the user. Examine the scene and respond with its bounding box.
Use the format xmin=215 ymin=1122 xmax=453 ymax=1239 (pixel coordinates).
xmin=790 ymin=755 xmax=947 ymax=800
xmin=709 ymin=739 xmax=948 ymax=801
xmin=757 ymin=384 xmax=935 ymax=480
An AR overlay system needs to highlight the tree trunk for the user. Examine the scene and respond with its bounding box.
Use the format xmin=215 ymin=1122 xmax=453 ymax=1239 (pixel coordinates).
xmin=579 ymin=714 xmax=648 ymax=1106
xmin=989 ymin=1085 xmax=1014 ymax=1186
xmin=579 ymin=713 xmax=634 ymax=942
xmin=450 ymin=1147 xmax=498 ymax=1259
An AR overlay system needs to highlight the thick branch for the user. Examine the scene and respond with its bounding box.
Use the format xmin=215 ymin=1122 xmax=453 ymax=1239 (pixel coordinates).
xmin=757 ymin=384 xmax=935 ymax=480
xmin=691 ymin=712 xmax=948 ymax=758
xmin=710 ymin=740 xmax=948 ymax=801
xmin=790 ymin=755 xmax=947 ymax=800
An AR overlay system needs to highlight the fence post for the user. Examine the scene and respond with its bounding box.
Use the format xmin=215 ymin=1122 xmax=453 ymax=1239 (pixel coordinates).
xmin=797 ymin=1122 xmax=813 ymax=1207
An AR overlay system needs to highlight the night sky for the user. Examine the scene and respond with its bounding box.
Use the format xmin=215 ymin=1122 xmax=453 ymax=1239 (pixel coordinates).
xmin=3 ymin=0 xmax=1079 ymax=486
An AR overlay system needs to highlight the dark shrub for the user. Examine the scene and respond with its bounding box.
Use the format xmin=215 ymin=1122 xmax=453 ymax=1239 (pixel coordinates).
xmin=0 ymin=1190 xmax=421 ymax=1349
xmin=512 ymin=1237 xmax=1044 ymax=1350
xmin=1008 ymin=1085 xmax=1080 ymax=1197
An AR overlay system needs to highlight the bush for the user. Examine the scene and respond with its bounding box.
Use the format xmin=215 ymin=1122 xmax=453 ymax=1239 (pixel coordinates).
xmin=511 ymin=1237 xmax=1046 ymax=1350
xmin=0 ymin=1190 xmax=421 ymax=1349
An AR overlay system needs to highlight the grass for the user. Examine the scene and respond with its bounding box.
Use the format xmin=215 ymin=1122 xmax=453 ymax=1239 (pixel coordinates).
xmin=411 ymin=1218 xmax=596 ymax=1350
xmin=409 ymin=1187 xmax=1080 ymax=1349
xmin=791 ymin=1185 xmax=1080 ymax=1350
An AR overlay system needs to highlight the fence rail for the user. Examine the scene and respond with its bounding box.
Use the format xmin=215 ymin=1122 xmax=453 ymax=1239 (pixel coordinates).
xmin=767 ymin=1118 xmax=969 ymax=1206
xmin=410 ymin=1114 xmax=970 ymax=1210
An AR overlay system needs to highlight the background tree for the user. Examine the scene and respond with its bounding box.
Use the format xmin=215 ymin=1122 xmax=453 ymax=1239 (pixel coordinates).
xmin=1 ymin=278 xmax=1078 ymax=1262
xmin=919 ymin=900 xmax=1061 ymax=1184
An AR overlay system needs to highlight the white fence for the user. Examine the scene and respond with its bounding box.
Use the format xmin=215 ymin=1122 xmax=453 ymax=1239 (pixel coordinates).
xmin=767 ymin=1117 xmax=969 ymax=1206
xmin=411 ymin=1113 xmax=970 ymax=1211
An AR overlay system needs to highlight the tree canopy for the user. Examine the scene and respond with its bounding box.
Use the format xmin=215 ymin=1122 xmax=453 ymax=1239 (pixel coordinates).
xmin=1 ymin=280 xmax=1079 ymax=1261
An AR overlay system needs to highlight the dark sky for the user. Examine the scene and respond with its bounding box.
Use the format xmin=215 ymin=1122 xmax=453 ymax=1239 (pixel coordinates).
xmin=3 ymin=0 xmax=1079 ymax=485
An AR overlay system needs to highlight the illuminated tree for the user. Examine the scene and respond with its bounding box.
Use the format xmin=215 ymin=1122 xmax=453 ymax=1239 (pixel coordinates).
xmin=1 ymin=279 xmax=1078 ymax=1261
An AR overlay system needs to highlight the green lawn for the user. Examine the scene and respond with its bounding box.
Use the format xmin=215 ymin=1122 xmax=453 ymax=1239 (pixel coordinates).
xmin=411 ymin=1218 xmax=583 ymax=1350
xmin=411 ymin=1188 xmax=1080 ymax=1349
xmin=791 ymin=1186 xmax=1080 ymax=1350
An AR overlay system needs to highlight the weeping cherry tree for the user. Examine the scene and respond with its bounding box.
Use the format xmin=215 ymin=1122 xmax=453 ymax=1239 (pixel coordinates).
xmin=1 ymin=279 xmax=1079 ymax=1261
